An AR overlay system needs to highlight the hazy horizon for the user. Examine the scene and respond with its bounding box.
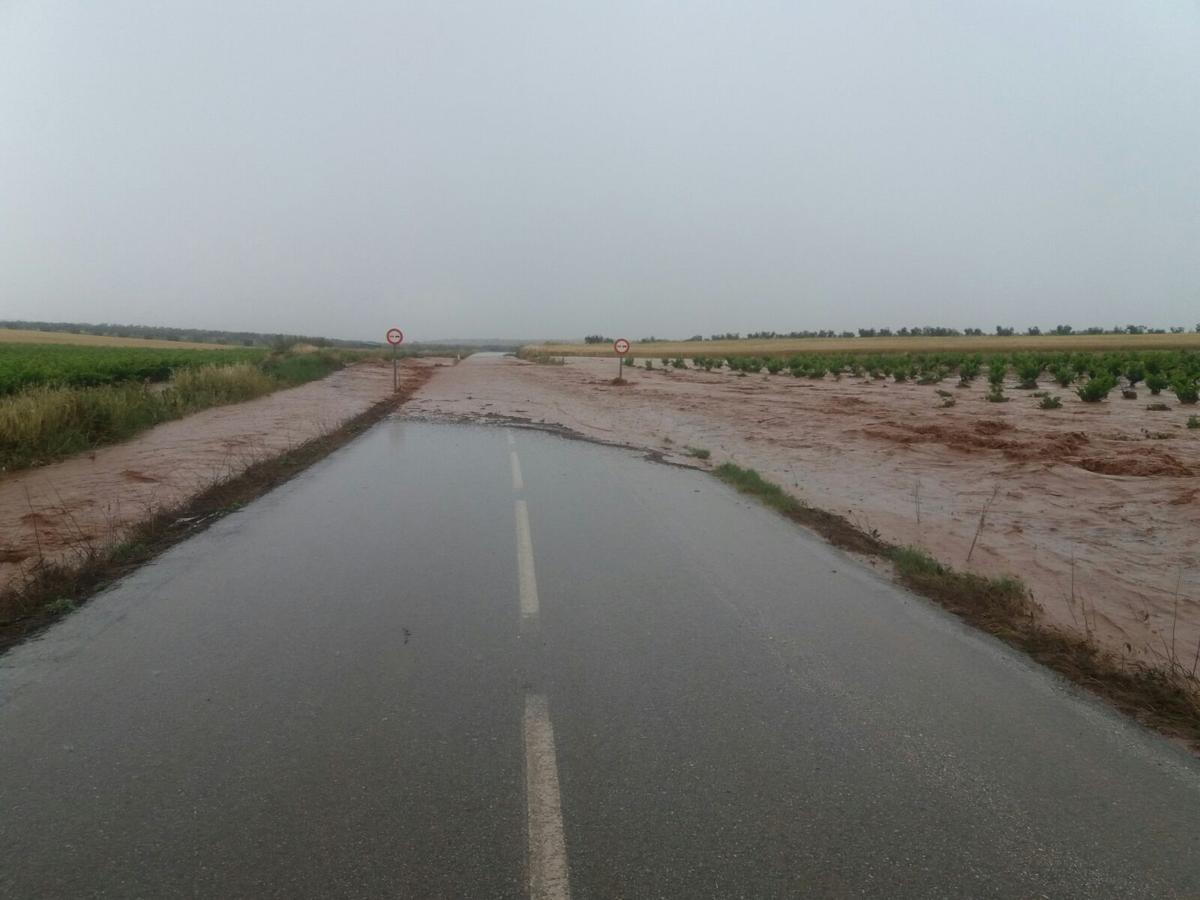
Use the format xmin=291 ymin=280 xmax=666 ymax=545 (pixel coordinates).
xmin=3 ymin=2 xmax=1198 ymax=343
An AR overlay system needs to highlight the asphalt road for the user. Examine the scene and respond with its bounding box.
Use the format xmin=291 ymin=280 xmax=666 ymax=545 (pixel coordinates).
xmin=1 ymin=420 xmax=1198 ymax=898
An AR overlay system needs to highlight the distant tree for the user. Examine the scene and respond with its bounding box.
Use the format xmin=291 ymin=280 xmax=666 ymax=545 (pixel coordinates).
xmin=995 ymin=326 xmax=1014 ymax=336
xmin=1026 ymin=326 xmax=1041 ymax=335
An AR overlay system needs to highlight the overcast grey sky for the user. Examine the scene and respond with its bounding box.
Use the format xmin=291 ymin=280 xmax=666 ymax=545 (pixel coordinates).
xmin=2 ymin=1 xmax=1198 ymax=341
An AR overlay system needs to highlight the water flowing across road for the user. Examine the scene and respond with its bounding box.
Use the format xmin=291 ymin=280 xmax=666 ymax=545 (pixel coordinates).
xmin=1 ymin=420 xmax=1198 ymax=897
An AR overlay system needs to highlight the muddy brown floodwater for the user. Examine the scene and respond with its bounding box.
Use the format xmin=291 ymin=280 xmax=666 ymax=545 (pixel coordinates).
xmin=0 ymin=360 xmax=436 ymax=591
xmin=410 ymin=354 xmax=1200 ymax=670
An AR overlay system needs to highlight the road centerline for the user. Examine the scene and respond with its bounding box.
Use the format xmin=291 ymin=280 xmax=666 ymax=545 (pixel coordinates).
xmin=515 ymin=499 xmax=539 ymax=624
xmin=524 ymin=693 xmax=571 ymax=900
xmin=511 ymin=450 xmax=525 ymax=493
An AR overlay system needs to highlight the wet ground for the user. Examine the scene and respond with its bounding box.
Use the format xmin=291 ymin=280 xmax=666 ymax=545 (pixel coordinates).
xmin=410 ymin=354 xmax=1200 ymax=671
xmin=1 ymin=419 xmax=1198 ymax=897
xmin=0 ymin=360 xmax=435 ymax=590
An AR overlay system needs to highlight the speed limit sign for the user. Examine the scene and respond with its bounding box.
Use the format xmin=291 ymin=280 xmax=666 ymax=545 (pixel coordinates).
xmin=612 ymin=337 xmax=631 ymax=379
xmin=386 ymin=327 xmax=405 ymax=392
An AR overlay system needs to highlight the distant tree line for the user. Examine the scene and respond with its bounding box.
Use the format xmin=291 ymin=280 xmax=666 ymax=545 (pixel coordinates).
xmin=0 ymin=320 xmax=378 ymax=349
xmin=588 ymin=323 xmax=1200 ymax=342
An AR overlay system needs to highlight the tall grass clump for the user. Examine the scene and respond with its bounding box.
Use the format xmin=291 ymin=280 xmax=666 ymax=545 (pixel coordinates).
xmin=170 ymin=362 xmax=276 ymax=405
xmin=259 ymin=350 xmax=341 ymax=384
xmin=713 ymin=462 xmax=799 ymax=514
xmin=889 ymin=546 xmax=1030 ymax=621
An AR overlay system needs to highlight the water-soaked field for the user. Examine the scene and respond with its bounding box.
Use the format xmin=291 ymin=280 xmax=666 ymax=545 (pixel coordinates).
xmin=410 ymin=354 xmax=1200 ymax=671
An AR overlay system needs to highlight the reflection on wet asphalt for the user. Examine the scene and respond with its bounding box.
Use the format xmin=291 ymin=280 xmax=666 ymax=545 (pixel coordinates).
xmin=1 ymin=421 xmax=1198 ymax=898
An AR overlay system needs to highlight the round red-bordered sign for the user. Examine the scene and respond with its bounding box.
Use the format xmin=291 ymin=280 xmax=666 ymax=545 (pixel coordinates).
xmin=386 ymin=328 xmax=405 ymax=345
xmin=613 ymin=338 xmax=631 ymax=354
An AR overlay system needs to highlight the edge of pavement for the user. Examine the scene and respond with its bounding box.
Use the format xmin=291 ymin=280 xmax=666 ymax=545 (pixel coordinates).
xmin=0 ymin=364 xmax=435 ymax=657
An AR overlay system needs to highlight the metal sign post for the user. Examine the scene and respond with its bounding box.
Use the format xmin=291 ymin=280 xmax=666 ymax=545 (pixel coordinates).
xmin=613 ymin=338 xmax=631 ymax=379
xmin=386 ymin=327 xmax=405 ymax=391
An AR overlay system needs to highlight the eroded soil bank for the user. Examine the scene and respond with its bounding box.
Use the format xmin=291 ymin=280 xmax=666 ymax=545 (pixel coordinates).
xmin=0 ymin=360 xmax=437 ymax=591
xmin=410 ymin=355 xmax=1200 ymax=670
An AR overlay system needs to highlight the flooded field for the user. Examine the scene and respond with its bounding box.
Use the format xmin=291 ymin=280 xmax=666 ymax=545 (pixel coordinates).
xmin=411 ymin=354 xmax=1200 ymax=670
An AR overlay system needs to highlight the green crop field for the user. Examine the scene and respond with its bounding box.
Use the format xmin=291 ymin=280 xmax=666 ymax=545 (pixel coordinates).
xmin=0 ymin=344 xmax=354 ymax=472
xmin=0 ymin=344 xmax=266 ymax=396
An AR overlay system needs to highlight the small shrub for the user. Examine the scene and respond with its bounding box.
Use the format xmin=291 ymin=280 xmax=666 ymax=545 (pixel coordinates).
xmin=1121 ymin=389 xmax=1138 ymax=400
xmin=643 ymin=359 xmax=654 ymax=370
xmin=1146 ymin=372 xmax=1169 ymax=395
xmin=1014 ymin=358 xmax=1042 ymax=389
xmin=1146 ymin=402 xmax=1170 ymax=411
xmin=623 ymin=356 xmax=635 ymax=367
xmin=1174 ymin=377 xmax=1199 ymax=405
xmin=987 ymin=362 xmax=1007 ymax=388
xmin=672 ymin=357 xmax=686 ymax=369
xmin=1052 ymin=365 xmax=1075 ymax=387
xmin=685 ymin=446 xmax=711 ymax=460
xmin=1188 ymin=415 xmax=1199 ymax=429
xmin=935 ymin=389 xmax=953 ymax=398
xmin=765 ymin=358 xmax=783 ymax=375
xmin=1038 ymin=395 xmax=1062 ymax=409
xmin=939 ymin=397 xmax=956 ymax=408
xmin=1077 ymin=374 xmax=1116 ymax=402
xmin=986 ymin=385 xmax=1008 ymax=403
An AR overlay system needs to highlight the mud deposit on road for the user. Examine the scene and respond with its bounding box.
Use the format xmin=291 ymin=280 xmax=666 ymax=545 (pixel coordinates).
xmin=0 ymin=360 xmax=436 ymax=591
xmin=411 ymin=355 xmax=1200 ymax=669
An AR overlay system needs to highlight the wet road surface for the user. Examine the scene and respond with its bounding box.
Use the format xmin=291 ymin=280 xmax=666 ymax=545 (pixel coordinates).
xmin=1 ymin=420 xmax=1198 ymax=898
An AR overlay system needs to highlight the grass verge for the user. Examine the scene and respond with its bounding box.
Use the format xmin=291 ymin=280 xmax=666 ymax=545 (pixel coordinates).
xmin=713 ymin=462 xmax=1200 ymax=747
xmin=0 ymin=351 xmax=345 ymax=473
xmin=0 ymin=366 xmax=433 ymax=656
